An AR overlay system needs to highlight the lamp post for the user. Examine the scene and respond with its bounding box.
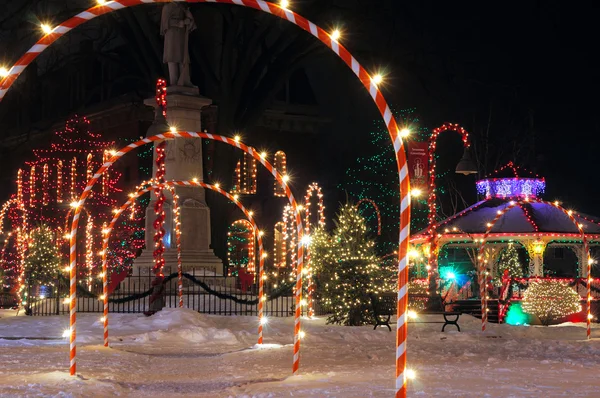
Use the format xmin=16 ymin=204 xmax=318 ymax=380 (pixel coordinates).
xmin=426 ymin=123 xmax=477 ymax=310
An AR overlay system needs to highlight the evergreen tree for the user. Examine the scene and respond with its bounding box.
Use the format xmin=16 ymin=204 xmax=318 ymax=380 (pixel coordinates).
xmin=312 ymin=203 xmax=390 ymax=326
xmin=521 ymin=280 xmax=581 ymax=326
xmin=497 ymin=244 xmax=523 ymax=278
xmin=338 ymin=108 xmax=434 ymax=255
xmin=23 ymin=226 xmax=60 ymax=308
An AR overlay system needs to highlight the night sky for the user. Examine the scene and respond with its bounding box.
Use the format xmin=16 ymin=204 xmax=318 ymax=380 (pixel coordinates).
xmin=305 ymin=1 xmax=599 ymax=213
xmin=0 ymin=1 xmax=598 ymax=215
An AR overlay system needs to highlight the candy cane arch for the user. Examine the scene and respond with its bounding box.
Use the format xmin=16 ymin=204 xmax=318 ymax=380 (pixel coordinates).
xmin=2 ymin=1 xmax=411 ymax=393
xmin=68 ymin=131 xmax=304 ymax=376
xmin=356 ymin=198 xmax=382 ymax=236
xmin=478 ymin=199 xmax=590 ymax=337
xmin=426 ymin=123 xmax=471 ymax=297
xmin=100 ymin=179 xmax=265 ymax=346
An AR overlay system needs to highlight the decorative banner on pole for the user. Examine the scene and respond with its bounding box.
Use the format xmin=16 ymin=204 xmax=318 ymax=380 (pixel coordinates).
xmin=407 ymin=142 xmax=428 ymax=193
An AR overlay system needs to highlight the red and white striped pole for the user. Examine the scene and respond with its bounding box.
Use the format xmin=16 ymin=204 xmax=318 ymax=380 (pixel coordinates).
xmin=257 ymin=230 xmax=266 ymax=344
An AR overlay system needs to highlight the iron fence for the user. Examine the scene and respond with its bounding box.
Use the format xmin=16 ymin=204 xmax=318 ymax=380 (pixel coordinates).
xmin=28 ymin=267 xmax=302 ymax=317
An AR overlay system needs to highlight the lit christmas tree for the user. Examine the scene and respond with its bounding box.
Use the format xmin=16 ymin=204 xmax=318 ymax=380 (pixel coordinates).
xmin=23 ymin=225 xmax=60 ymax=305
xmin=312 ymin=203 xmax=391 ymax=326
xmin=521 ymin=280 xmax=581 ymax=326
xmin=497 ymin=243 xmax=523 ymax=278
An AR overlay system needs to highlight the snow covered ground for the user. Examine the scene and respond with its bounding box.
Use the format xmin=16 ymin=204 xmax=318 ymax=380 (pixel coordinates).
xmin=0 ymin=308 xmax=599 ymax=397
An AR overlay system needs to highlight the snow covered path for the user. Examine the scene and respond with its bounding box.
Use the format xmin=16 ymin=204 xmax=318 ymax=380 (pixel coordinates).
xmin=0 ymin=308 xmax=599 ymax=397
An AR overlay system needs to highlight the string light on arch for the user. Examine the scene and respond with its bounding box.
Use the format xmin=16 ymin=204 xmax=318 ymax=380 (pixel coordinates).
xmin=29 ymin=166 xmax=36 ymax=207
xmin=56 ymin=161 xmax=63 ymax=203
xmin=274 ymin=151 xmax=287 ymax=197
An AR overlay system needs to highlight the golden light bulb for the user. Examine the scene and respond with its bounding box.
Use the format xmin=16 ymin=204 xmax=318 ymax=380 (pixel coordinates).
xmin=234 ymin=135 xmax=241 ymax=142
xmin=406 ymin=369 xmax=417 ymax=380
xmin=282 ymin=175 xmax=290 ymax=183
xmin=169 ymin=126 xmax=177 ymax=133
xmin=399 ymin=128 xmax=410 ymax=137
xmin=372 ymin=74 xmax=383 ymax=85
xmin=280 ymin=0 xmax=289 ymax=9
xmin=331 ymin=29 xmax=341 ymax=41
xmin=410 ymin=188 xmax=422 ymax=197
xmin=41 ymin=24 xmax=53 ymax=35
xmin=97 ymin=0 xmax=107 ymax=5
xmin=0 ymin=67 xmax=9 ymax=78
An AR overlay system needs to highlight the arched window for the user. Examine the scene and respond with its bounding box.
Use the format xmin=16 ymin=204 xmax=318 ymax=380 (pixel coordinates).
xmin=70 ymin=157 xmax=77 ymax=199
xmin=42 ymin=163 xmax=49 ymax=206
xmin=17 ymin=169 xmax=23 ymax=203
xmin=29 ymin=166 xmax=36 ymax=207
xmin=56 ymin=161 xmax=63 ymax=203
xmin=274 ymin=151 xmax=287 ymax=197
xmin=274 ymin=221 xmax=286 ymax=269
xmin=232 ymin=153 xmax=257 ymax=195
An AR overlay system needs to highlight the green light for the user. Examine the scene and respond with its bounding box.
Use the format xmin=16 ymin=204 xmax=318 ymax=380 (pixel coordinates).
xmin=505 ymin=302 xmax=530 ymax=326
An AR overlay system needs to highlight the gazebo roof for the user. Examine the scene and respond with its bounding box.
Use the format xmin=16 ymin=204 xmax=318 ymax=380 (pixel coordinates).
xmin=431 ymin=198 xmax=600 ymax=235
xmin=412 ymin=163 xmax=600 ymax=242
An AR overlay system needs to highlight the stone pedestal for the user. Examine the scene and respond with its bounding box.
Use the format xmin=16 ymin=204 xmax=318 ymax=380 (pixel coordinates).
xmin=132 ymin=86 xmax=223 ymax=276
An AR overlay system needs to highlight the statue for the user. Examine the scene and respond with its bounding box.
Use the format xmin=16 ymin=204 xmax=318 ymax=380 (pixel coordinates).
xmin=161 ymin=3 xmax=197 ymax=88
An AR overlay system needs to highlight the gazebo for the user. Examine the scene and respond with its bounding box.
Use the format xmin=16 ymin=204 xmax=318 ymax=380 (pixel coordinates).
xmin=412 ymin=162 xmax=600 ymax=278
xmin=410 ymin=163 xmax=600 ymax=322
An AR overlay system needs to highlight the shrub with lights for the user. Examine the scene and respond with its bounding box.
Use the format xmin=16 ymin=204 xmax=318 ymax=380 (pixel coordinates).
xmin=311 ymin=203 xmax=390 ymax=326
xmin=521 ymin=280 xmax=581 ymax=326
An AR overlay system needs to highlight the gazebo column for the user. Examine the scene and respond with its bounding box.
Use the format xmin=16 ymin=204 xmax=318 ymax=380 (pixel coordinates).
xmin=525 ymin=239 xmax=547 ymax=277
xmin=574 ymin=245 xmax=588 ymax=278
xmin=483 ymin=246 xmax=502 ymax=279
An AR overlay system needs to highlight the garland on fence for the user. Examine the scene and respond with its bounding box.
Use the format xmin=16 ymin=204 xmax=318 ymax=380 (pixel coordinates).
xmin=69 ymin=272 xmax=294 ymax=305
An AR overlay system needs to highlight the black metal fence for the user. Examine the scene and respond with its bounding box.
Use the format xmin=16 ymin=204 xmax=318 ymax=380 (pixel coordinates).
xmin=28 ymin=267 xmax=305 ymax=317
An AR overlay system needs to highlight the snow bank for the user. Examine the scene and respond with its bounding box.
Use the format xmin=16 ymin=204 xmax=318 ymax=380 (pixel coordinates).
xmin=1 ymin=309 xmax=600 ymax=396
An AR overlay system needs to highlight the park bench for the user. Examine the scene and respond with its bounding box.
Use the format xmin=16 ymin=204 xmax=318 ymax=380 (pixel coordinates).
xmin=370 ymin=293 xmax=462 ymax=332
